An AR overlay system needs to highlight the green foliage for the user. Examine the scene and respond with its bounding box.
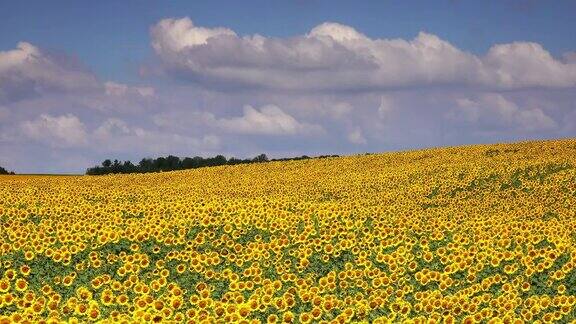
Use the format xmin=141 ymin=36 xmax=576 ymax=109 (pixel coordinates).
xmin=86 ymin=153 xmax=342 ymax=175
xmin=0 ymin=165 xmax=15 ymax=175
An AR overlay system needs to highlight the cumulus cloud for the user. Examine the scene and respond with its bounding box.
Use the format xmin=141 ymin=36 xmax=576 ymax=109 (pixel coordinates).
xmin=347 ymin=128 xmax=367 ymax=144
xmin=104 ymin=82 xmax=155 ymax=98
xmin=0 ymin=42 xmax=157 ymax=113
xmin=485 ymin=42 xmax=576 ymax=88
xmin=151 ymin=17 xmax=236 ymax=61
xmin=378 ymin=95 xmax=394 ymax=120
xmin=215 ymin=105 xmax=323 ymax=135
xmin=14 ymin=113 xmax=217 ymax=161
xmin=20 ymin=114 xmax=88 ymax=148
xmin=447 ymin=93 xmax=557 ymax=132
xmin=93 ymin=117 xmax=220 ymax=154
xmin=150 ymin=17 xmax=576 ymax=91
xmin=152 ymin=104 xmax=324 ymax=136
xmin=0 ymin=42 xmax=100 ymax=103
xmin=329 ymin=102 xmax=354 ymax=119
xmin=93 ymin=118 xmax=132 ymax=139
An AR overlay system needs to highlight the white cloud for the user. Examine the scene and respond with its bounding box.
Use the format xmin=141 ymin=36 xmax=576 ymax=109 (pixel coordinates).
xmin=448 ymin=93 xmax=557 ymax=132
xmin=347 ymin=128 xmax=367 ymax=144
xmin=136 ymin=87 xmax=156 ymax=98
xmin=254 ymin=96 xmax=355 ymax=120
xmin=216 ymin=105 xmax=323 ymax=135
xmin=378 ymin=95 xmax=394 ymax=119
xmin=485 ymin=42 xmax=576 ymax=88
xmin=93 ymin=118 xmax=132 ymax=139
xmin=0 ymin=42 xmax=157 ymax=115
xmin=327 ymin=102 xmax=353 ymax=119
xmin=150 ymin=17 xmax=576 ymax=91
xmin=152 ymin=103 xmax=326 ymax=137
xmin=20 ymin=114 xmax=88 ymax=148
xmin=151 ymin=17 xmax=236 ymax=58
xmin=93 ymin=117 xmax=220 ymax=154
xmin=516 ymin=108 xmax=557 ymax=132
xmin=0 ymin=42 xmax=100 ymax=103
xmin=308 ymin=22 xmax=369 ymax=42
xmin=103 ymin=81 xmax=129 ymax=96
xmin=104 ymin=81 xmax=155 ymax=98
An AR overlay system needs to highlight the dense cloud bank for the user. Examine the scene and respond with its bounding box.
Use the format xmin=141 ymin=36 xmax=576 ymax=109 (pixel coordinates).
xmin=151 ymin=18 xmax=576 ymax=91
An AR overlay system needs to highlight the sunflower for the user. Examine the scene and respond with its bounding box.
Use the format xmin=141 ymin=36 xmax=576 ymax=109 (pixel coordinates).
xmin=0 ymin=279 xmax=9 ymax=293
xmin=152 ymin=300 xmax=166 ymax=313
xmin=2 ymin=293 xmax=14 ymax=307
xmin=171 ymin=296 xmax=183 ymax=310
xmin=266 ymin=314 xmax=278 ymax=323
xmin=116 ymin=294 xmax=129 ymax=306
xmin=31 ymin=302 xmax=44 ymax=314
xmin=173 ymin=312 xmax=185 ymax=322
xmin=100 ymin=292 xmax=114 ymax=306
xmin=88 ymin=308 xmax=100 ymax=320
xmin=310 ymin=307 xmax=322 ymax=320
xmin=116 ymin=267 xmax=127 ymax=277
xmin=24 ymin=251 xmax=35 ymax=261
xmin=4 ymin=269 xmax=15 ymax=281
xmin=176 ymin=263 xmax=186 ymax=274
xmin=135 ymin=298 xmax=147 ymax=309
xmin=111 ymin=280 xmax=123 ymax=291
xmin=15 ymin=278 xmax=28 ymax=292
xmin=74 ymin=303 xmax=88 ymax=316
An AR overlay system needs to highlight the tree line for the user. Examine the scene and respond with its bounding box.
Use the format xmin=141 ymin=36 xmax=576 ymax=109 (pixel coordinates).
xmin=0 ymin=166 xmax=15 ymax=175
xmin=86 ymin=153 xmax=339 ymax=175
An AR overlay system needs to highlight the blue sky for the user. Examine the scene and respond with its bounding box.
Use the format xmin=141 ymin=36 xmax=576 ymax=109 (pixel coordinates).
xmin=0 ymin=1 xmax=575 ymax=173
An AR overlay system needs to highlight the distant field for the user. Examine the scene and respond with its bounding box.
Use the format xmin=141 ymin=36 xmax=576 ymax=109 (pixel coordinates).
xmin=1 ymin=139 xmax=576 ymax=322
xmin=12 ymin=174 xmax=82 ymax=177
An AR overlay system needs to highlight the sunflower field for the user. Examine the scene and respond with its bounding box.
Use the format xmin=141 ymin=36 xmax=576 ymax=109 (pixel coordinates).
xmin=1 ymin=139 xmax=576 ymax=323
